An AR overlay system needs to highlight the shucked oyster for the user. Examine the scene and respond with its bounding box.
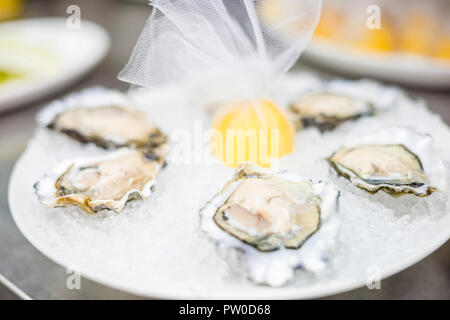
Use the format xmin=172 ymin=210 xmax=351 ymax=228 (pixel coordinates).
xmin=200 ymin=165 xmax=340 ymax=286
xmin=34 ymin=150 xmax=161 ymax=214
xmin=38 ymin=87 xmax=168 ymax=163
xmin=290 ymin=92 xmax=374 ymax=131
xmin=329 ymin=145 xmax=434 ymax=197
xmin=213 ymin=170 xmax=320 ymax=252
xmin=328 ymin=127 xmax=445 ymax=197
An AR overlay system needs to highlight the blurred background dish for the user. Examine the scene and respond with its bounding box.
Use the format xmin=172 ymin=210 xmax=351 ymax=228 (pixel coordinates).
xmin=301 ymin=0 xmax=450 ymax=87
xmin=0 ymin=0 xmax=24 ymax=21
xmin=0 ymin=17 xmax=109 ymax=112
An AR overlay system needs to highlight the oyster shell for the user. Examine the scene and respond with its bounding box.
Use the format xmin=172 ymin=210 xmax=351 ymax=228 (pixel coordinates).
xmin=39 ymin=87 xmax=168 ymax=163
xmin=290 ymin=92 xmax=374 ymax=131
xmin=34 ymin=149 xmax=161 ymax=214
xmin=213 ymin=173 xmax=320 ymax=252
xmin=329 ymin=144 xmax=433 ymax=197
xmin=200 ymin=165 xmax=340 ymax=286
xmin=328 ymin=127 xmax=446 ymax=197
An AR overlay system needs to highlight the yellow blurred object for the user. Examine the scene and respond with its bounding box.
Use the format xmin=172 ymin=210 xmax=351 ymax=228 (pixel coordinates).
xmin=399 ymin=13 xmax=433 ymax=55
xmin=356 ymin=26 xmax=393 ymax=52
xmin=315 ymin=9 xmax=393 ymax=52
xmin=434 ymin=38 xmax=450 ymax=60
xmin=0 ymin=0 xmax=23 ymax=21
xmin=315 ymin=10 xmax=343 ymax=39
xmin=259 ymin=0 xmax=283 ymax=25
xmin=0 ymin=69 xmax=21 ymax=83
xmin=309 ymin=1 xmax=450 ymax=61
xmin=212 ymin=100 xmax=295 ymax=168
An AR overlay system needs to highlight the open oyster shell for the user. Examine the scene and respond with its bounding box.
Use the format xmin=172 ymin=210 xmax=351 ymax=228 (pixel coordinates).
xmin=38 ymin=87 xmax=168 ymax=163
xmin=290 ymin=92 xmax=374 ymax=132
xmin=200 ymin=164 xmax=340 ymax=286
xmin=286 ymin=79 xmax=399 ymax=132
xmin=328 ymin=127 xmax=447 ymax=197
xmin=34 ymin=149 xmax=161 ymax=214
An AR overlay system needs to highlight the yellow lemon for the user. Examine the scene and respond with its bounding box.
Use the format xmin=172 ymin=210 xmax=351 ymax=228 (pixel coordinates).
xmin=212 ymin=100 xmax=295 ymax=168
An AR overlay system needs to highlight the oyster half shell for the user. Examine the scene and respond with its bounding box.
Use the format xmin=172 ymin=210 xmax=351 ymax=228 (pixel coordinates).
xmin=329 ymin=144 xmax=433 ymax=197
xmin=213 ymin=172 xmax=321 ymax=252
xmin=328 ymin=127 xmax=446 ymax=197
xmin=34 ymin=149 xmax=161 ymax=214
xmin=39 ymin=87 xmax=168 ymax=163
xmin=200 ymin=164 xmax=340 ymax=286
xmin=290 ymin=92 xmax=374 ymax=131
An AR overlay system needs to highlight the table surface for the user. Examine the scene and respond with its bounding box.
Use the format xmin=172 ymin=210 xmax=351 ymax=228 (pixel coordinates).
xmin=0 ymin=0 xmax=449 ymax=300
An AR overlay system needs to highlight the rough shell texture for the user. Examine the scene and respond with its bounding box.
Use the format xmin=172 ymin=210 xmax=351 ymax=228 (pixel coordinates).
xmin=34 ymin=149 xmax=161 ymax=214
xmin=213 ymin=168 xmax=321 ymax=252
xmin=290 ymin=92 xmax=375 ymax=132
xmin=200 ymin=165 xmax=340 ymax=286
xmin=328 ymin=127 xmax=447 ymax=197
xmin=38 ymin=87 xmax=169 ymax=163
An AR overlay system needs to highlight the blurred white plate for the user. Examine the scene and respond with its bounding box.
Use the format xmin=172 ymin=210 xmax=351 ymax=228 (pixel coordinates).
xmin=0 ymin=17 xmax=109 ymax=112
xmin=304 ymin=37 xmax=450 ymax=88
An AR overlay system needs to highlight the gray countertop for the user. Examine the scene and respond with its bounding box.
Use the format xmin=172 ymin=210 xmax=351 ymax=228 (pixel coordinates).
xmin=0 ymin=0 xmax=449 ymax=300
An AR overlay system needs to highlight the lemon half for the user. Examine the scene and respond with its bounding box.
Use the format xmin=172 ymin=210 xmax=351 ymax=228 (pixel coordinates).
xmin=212 ymin=100 xmax=295 ymax=167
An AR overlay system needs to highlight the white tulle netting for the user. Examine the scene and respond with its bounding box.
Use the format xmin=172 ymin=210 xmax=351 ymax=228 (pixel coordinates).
xmin=119 ymin=0 xmax=322 ymax=101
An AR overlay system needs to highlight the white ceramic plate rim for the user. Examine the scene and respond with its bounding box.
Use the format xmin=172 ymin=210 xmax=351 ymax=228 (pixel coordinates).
xmin=8 ymin=151 xmax=450 ymax=299
xmin=0 ymin=17 xmax=110 ymax=112
xmin=303 ymin=37 xmax=450 ymax=88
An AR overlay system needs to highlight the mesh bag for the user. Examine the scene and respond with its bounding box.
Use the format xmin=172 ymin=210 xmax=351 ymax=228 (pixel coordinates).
xmin=119 ymin=0 xmax=322 ymax=102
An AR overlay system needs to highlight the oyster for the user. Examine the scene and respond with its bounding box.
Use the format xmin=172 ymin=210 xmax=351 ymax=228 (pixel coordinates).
xmin=214 ymin=172 xmax=320 ymax=252
xmin=200 ymin=165 xmax=340 ymax=286
xmin=34 ymin=150 xmax=161 ymax=214
xmin=290 ymin=92 xmax=374 ymax=131
xmin=328 ymin=127 xmax=445 ymax=197
xmin=39 ymin=88 xmax=168 ymax=163
xmin=329 ymin=144 xmax=434 ymax=197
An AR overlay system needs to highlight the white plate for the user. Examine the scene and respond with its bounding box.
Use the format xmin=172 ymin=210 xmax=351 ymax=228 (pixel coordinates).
xmin=7 ymin=76 xmax=450 ymax=299
xmin=303 ymin=37 xmax=450 ymax=88
xmin=0 ymin=17 xmax=109 ymax=112
xmin=8 ymin=154 xmax=450 ymax=299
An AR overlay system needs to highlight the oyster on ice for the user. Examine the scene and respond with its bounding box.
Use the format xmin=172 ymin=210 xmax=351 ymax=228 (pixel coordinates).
xmin=328 ymin=127 xmax=444 ymax=197
xmin=290 ymin=92 xmax=374 ymax=131
xmin=329 ymin=144 xmax=434 ymax=197
xmin=200 ymin=165 xmax=340 ymax=286
xmin=213 ymin=170 xmax=320 ymax=252
xmin=34 ymin=150 xmax=161 ymax=214
xmin=39 ymin=88 xmax=168 ymax=163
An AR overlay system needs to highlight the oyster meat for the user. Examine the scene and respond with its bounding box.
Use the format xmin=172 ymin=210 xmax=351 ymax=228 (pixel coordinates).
xmin=200 ymin=165 xmax=340 ymax=286
xmin=39 ymin=88 xmax=168 ymax=163
xmin=34 ymin=150 xmax=161 ymax=214
xmin=214 ymin=174 xmax=320 ymax=252
xmin=290 ymin=92 xmax=374 ymax=131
